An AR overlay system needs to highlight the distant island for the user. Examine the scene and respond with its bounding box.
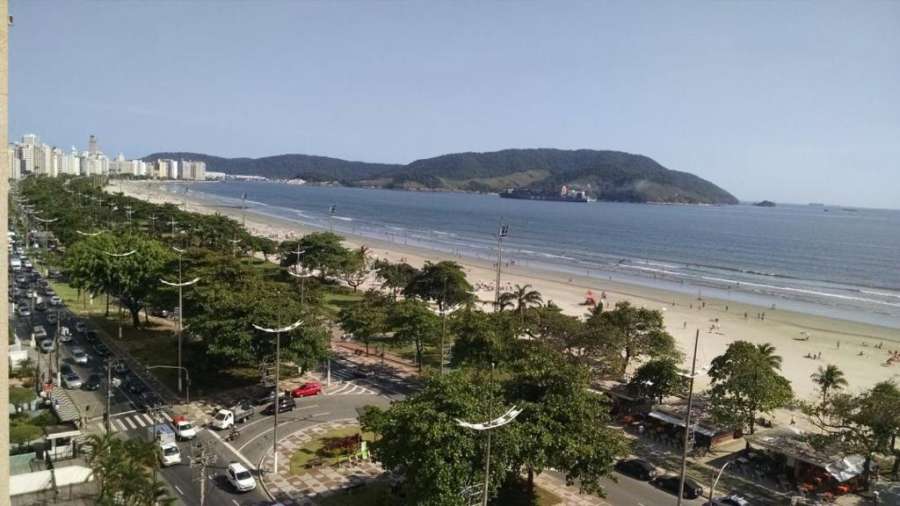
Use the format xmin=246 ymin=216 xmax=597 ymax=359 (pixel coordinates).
xmin=143 ymin=148 xmax=738 ymax=205
xmin=754 ymin=200 xmax=776 ymax=207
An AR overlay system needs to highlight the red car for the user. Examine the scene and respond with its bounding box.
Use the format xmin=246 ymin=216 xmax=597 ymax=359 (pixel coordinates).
xmin=291 ymin=382 xmax=322 ymax=398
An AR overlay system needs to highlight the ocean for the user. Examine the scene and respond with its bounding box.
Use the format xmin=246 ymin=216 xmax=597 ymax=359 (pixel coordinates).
xmin=174 ymin=182 xmax=900 ymax=329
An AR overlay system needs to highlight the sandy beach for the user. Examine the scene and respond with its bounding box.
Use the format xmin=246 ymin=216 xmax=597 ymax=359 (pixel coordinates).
xmin=110 ymin=180 xmax=900 ymax=399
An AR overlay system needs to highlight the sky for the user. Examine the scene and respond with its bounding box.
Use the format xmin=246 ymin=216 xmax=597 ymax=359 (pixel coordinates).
xmin=9 ymin=1 xmax=900 ymax=208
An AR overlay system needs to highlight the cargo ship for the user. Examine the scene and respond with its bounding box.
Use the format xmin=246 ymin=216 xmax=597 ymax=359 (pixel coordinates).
xmin=499 ymin=185 xmax=590 ymax=203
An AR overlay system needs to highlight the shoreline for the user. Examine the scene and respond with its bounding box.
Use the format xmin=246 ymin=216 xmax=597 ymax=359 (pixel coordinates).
xmin=110 ymin=180 xmax=900 ymax=398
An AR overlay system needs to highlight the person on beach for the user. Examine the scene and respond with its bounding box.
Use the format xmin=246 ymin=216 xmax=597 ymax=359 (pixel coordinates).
xmin=837 ymin=340 xmax=840 ymax=349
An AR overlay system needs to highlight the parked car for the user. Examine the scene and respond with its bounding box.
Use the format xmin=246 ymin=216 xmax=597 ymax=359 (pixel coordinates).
xmin=46 ymin=312 xmax=58 ymax=324
xmin=262 ymin=396 xmax=295 ymax=415
xmin=136 ymin=391 xmax=163 ymax=412
xmin=704 ymin=495 xmax=751 ymax=506
xmin=34 ymin=301 xmax=47 ymax=312
xmin=39 ymin=339 xmax=54 ymax=353
xmin=62 ymin=370 xmax=82 ymax=389
xmin=85 ymin=330 xmax=99 ymax=343
xmin=49 ymin=295 xmax=62 ymax=305
xmin=83 ymin=374 xmax=102 ymax=391
xmin=652 ymin=475 xmax=704 ymax=499
xmin=17 ymin=306 xmax=31 ymax=317
xmin=225 ymin=462 xmax=256 ymax=492
xmin=614 ymin=458 xmax=657 ymax=480
xmin=75 ymin=321 xmax=87 ymax=334
xmin=58 ymin=327 xmax=73 ymax=343
xmin=93 ymin=343 xmax=110 ymax=358
xmin=33 ymin=325 xmax=48 ymax=340
xmin=126 ymin=378 xmax=146 ymax=394
xmin=290 ymin=382 xmax=322 ymax=398
xmin=254 ymin=389 xmax=288 ymax=406
xmin=60 ymin=364 xmax=75 ymax=376
xmin=71 ymin=347 xmax=89 ymax=364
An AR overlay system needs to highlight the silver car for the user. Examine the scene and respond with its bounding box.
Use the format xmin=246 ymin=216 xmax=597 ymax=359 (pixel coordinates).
xmin=71 ymin=347 xmax=89 ymax=364
xmin=39 ymin=339 xmax=54 ymax=353
xmin=62 ymin=371 xmax=82 ymax=389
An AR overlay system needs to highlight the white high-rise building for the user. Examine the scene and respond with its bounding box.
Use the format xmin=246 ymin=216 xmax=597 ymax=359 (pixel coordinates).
xmin=179 ymin=160 xmax=206 ymax=180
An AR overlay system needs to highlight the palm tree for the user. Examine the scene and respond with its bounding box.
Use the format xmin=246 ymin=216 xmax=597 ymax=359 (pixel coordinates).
xmin=756 ymin=342 xmax=782 ymax=370
xmin=811 ymin=364 xmax=848 ymax=404
xmin=500 ymin=284 xmax=543 ymax=325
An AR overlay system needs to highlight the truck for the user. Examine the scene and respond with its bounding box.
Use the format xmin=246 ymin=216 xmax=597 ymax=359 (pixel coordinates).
xmin=211 ymin=401 xmax=254 ymax=430
xmin=171 ymin=415 xmax=197 ymax=440
xmin=149 ymin=423 xmax=181 ymax=467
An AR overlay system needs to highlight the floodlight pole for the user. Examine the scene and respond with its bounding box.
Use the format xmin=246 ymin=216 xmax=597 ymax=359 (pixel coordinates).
xmin=677 ymin=329 xmax=700 ymax=506
xmin=493 ymin=221 xmax=508 ymax=312
xmin=708 ymin=460 xmax=731 ymax=504
xmin=252 ymin=319 xmax=303 ymax=474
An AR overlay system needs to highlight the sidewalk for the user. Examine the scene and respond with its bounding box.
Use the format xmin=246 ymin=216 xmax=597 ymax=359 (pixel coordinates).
xmin=258 ymin=419 xmax=385 ymax=506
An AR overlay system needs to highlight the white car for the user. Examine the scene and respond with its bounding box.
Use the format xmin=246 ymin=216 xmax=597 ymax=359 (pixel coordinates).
xmin=225 ymin=462 xmax=256 ymax=492
xmin=705 ymin=496 xmax=751 ymax=506
xmin=159 ymin=442 xmax=181 ymax=467
xmin=71 ymin=347 xmax=89 ymax=364
xmin=33 ymin=325 xmax=48 ymax=340
xmin=59 ymin=327 xmax=73 ymax=343
xmin=62 ymin=371 xmax=82 ymax=389
xmin=50 ymin=296 xmax=62 ymax=305
xmin=18 ymin=306 xmax=31 ymax=317
xmin=39 ymin=339 xmax=54 ymax=353
xmin=172 ymin=416 xmax=198 ymax=440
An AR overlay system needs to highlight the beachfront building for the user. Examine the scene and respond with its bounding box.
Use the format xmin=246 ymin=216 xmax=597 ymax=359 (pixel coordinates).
xmin=7 ymin=132 xmax=152 ymax=179
xmin=179 ymin=159 xmax=206 ymax=180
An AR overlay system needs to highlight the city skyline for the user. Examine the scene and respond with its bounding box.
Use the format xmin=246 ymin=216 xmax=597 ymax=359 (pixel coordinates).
xmin=9 ymin=2 xmax=900 ymax=208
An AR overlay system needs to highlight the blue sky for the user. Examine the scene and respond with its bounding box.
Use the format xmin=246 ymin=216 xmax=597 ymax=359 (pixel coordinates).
xmin=10 ymin=1 xmax=900 ymax=207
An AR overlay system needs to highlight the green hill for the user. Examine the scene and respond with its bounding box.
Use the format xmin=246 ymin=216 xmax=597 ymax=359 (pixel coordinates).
xmin=143 ymin=148 xmax=737 ymax=205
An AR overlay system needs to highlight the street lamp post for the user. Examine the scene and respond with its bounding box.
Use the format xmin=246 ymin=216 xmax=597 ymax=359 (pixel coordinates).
xmin=161 ymin=246 xmax=199 ymax=400
xmin=101 ymin=249 xmax=137 ymax=339
xmin=251 ymin=319 xmax=304 ymax=474
xmin=455 ymin=368 xmax=523 ymax=506
xmin=708 ymin=460 xmax=731 ymax=503
xmin=493 ymin=222 xmax=509 ymax=312
xmin=677 ymin=329 xmax=707 ymax=506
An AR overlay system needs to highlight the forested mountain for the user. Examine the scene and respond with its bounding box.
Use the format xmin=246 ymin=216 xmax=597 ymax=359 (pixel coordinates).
xmin=143 ymin=148 xmax=738 ymax=204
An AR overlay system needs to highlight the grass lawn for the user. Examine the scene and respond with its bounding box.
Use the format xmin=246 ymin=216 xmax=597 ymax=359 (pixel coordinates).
xmin=289 ymin=426 xmax=375 ymax=474
xmin=49 ymin=279 xmax=262 ymax=397
xmin=322 ymin=291 xmax=364 ymax=316
xmin=316 ymin=481 xmax=393 ymax=506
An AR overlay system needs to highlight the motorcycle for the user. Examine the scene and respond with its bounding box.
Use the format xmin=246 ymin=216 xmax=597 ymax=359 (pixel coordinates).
xmin=225 ymin=427 xmax=241 ymax=442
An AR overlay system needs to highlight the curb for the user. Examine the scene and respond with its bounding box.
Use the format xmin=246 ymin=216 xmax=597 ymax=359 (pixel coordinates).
xmin=255 ymin=417 xmax=359 ymax=504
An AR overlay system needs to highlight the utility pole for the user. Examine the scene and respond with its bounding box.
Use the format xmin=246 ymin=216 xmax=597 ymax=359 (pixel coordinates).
xmin=161 ymin=246 xmax=199 ymax=399
xmin=190 ymin=441 xmax=216 ymax=506
xmin=105 ymin=359 xmax=112 ymax=432
xmin=677 ymin=330 xmax=700 ymax=506
xmin=493 ymin=222 xmax=508 ymax=312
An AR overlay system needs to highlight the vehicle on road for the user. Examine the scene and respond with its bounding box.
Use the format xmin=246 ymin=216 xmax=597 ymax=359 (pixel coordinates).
xmin=75 ymin=322 xmax=87 ymax=334
xmin=62 ymin=370 xmax=83 ymax=389
xmin=60 ymin=364 xmax=75 ymax=376
xmin=172 ymin=415 xmax=198 ymax=440
xmin=652 ymin=475 xmax=704 ymax=499
xmin=93 ymin=342 xmax=110 ymax=358
xmin=704 ymin=495 xmax=751 ymax=506
xmin=59 ymin=327 xmax=72 ymax=343
xmin=254 ymin=389 xmax=287 ymax=405
xmin=225 ymin=462 xmax=256 ymax=492
xmin=263 ymin=396 xmax=296 ymax=415
xmin=290 ymin=382 xmax=322 ymax=398
xmin=39 ymin=339 xmax=54 ymax=353
xmin=35 ymin=301 xmax=47 ymax=312
xmin=17 ymin=306 xmax=31 ymax=317
xmin=46 ymin=312 xmax=58 ymax=324
xmin=136 ymin=391 xmax=163 ymax=412
xmin=125 ymin=378 xmax=146 ymax=394
xmin=614 ymin=458 xmax=657 ymax=480
xmin=149 ymin=424 xmax=181 ymax=466
xmin=211 ymin=401 xmax=255 ymax=430
xmin=50 ymin=295 xmax=62 ymax=305
xmin=33 ymin=325 xmax=48 ymax=340
xmin=71 ymin=347 xmax=89 ymax=364
xmin=112 ymin=360 xmax=129 ymax=376
xmin=83 ymin=374 xmax=102 ymax=391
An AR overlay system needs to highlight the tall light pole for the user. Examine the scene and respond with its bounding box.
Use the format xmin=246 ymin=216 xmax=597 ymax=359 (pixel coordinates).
xmin=493 ymin=222 xmax=509 ymax=312
xmin=251 ymin=319 xmax=303 ymax=474
xmin=677 ymin=329 xmax=706 ymax=506
xmin=101 ymin=249 xmax=137 ymax=338
xmin=455 ymin=365 xmax=522 ymax=506
xmin=160 ymin=246 xmax=199 ymax=400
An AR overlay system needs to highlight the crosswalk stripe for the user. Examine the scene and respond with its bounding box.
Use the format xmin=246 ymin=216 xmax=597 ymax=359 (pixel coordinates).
xmin=134 ymin=416 xmax=149 ymax=428
xmin=125 ymin=417 xmax=138 ymax=430
xmin=114 ymin=419 xmax=127 ymax=431
xmin=139 ymin=413 xmax=154 ymax=426
xmin=162 ymin=412 xmax=172 ymax=422
xmin=96 ymin=423 xmax=106 ymax=433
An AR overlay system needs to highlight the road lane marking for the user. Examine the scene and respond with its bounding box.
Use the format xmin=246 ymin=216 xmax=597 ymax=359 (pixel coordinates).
xmin=139 ymin=413 xmax=154 ymax=425
xmin=207 ymin=429 xmax=257 ymax=471
xmin=125 ymin=417 xmax=137 ymax=430
xmin=162 ymin=411 xmax=172 ymax=422
xmin=174 ymin=485 xmax=184 ymax=495
xmin=114 ymin=419 xmax=127 ymax=431
xmin=312 ymin=412 xmax=331 ymax=418
xmin=232 ymin=500 xmax=240 ymax=506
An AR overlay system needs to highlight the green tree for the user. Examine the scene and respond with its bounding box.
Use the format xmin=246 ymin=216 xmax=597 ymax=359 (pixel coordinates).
xmin=372 ymin=259 xmax=418 ymax=300
xmin=587 ymin=301 xmax=680 ymax=376
xmin=338 ymin=290 xmax=388 ymax=355
xmin=504 ymin=343 xmax=630 ymax=494
xmin=387 ymin=299 xmax=440 ymax=371
xmin=280 ymin=232 xmax=352 ymax=281
xmin=448 ymin=308 xmax=509 ymax=368
xmin=498 ymin=284 xmax=543 ymax=326
xmin=404 ymin=261 xmax=473 ymax=313
xmin=811 ymin=364 xmax=848 ymax=406
xmin=708 ymin=341 xmax=793 ymax=434
xmin=83 ymin=432 xmax=174 ymax=506
xmin=339 ymin=246 xmax=370 ymax=292
xmin=627 ymin=358 xmax=685 ymax=403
